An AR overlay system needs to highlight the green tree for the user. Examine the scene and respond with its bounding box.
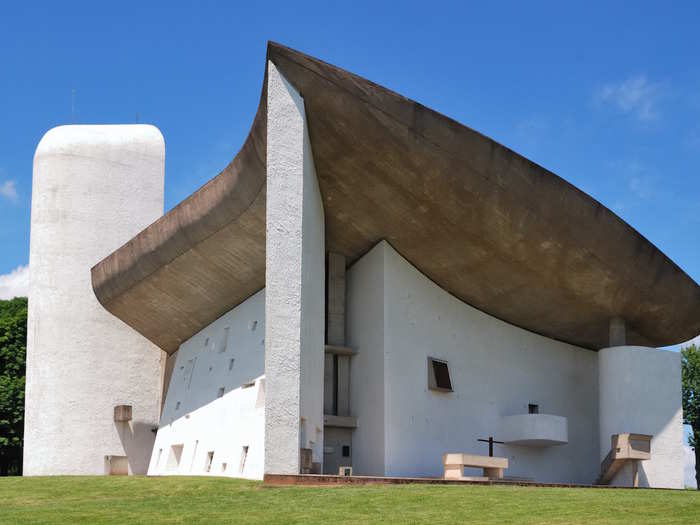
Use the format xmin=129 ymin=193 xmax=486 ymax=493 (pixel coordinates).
xmin=0 ymin=297 xmax=27 ymax=475
xmin=682 ymin=343 xmax=700 ymax=489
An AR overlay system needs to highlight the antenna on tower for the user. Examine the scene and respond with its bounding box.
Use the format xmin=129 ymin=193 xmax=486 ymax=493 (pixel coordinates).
xmin=71 ymin=89 xmax=76 ymax=123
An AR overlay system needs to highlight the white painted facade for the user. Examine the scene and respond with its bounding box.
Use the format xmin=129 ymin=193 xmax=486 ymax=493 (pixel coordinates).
xmin=148 ymin=290 xmax=266 ymax=479
xmin=347 ymin=241 xmax=683 ymax=486
xmin=25 ymin=125 xmax=165 ymax=475
xmin=264 ymin=62 xmax=326 ymax=475
xmin=24 ymin=96 xmax=686 ymax=488
xmin=599 ymin=346 xmax=684 ymax=488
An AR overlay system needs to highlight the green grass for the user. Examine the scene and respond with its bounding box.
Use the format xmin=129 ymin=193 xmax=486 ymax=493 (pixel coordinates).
xmin=0 ymin=476 xmax=699 ymax=524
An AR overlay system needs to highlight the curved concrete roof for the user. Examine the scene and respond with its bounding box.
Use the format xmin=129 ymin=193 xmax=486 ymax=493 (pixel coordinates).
xmin=92 ymin=42 xmax=700 ymax=353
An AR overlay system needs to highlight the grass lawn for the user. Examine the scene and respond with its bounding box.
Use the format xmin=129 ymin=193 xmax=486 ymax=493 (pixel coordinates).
xmin=0 ymin=476 xmax=699 ymax=524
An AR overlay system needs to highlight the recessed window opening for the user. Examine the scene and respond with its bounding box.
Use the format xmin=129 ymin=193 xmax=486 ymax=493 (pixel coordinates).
xmin=427 ymin=357 xmax=453 ymax=392
xmin=204 ymin=337 xmax=210 ymax=346
xmin=342 ymin=445 xmax=351 ymax=458
xmin=528 ymin=403 xmax=539 ymax=414
xmin=239 ymin=446 xmax=249 ymax=473
xmin=189 ymin=440 xmax=199 ymax=471
xmin=217 ymin=387 xmax=225 ymax=398
xmin=229 ymin=358 xmax=235 ymax=371
xmin=205 ymin=451 xmax=214 ymax=472
xmin=167 ymin=444 xmax=184 ymax=471
xmin=219 ymin=327 xmax=230 ymax=354
xmin=221 ymin=462 xmax=227 ymax=472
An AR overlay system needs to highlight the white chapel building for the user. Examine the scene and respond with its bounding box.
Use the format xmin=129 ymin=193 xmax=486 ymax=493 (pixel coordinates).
xmin=23 ymin=42 xmax=698 ymax=488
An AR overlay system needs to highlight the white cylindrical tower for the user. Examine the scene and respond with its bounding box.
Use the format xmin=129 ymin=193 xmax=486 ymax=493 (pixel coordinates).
xmin=24 ymin=125 xmax=166 ymax=475
xmin=598 ymin=345 xmax=684 ymax=489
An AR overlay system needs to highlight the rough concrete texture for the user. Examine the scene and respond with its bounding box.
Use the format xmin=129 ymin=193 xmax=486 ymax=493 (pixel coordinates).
xmin=598 ymin=346 xmax=683 ymax=488
xmin=264 ymin=62 xmax=325 ymax=475
xmin=25 ymin=125 xmax=165 ymax=475
xmin=149 ymin=290 xmax=266 ymax=479
xmin=91 ymin=42 xmax=700 ymax=353
xmin=347 ymin=241 xmax=600 ymax=484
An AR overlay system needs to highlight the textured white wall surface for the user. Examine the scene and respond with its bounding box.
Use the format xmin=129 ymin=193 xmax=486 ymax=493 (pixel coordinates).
xmin=598 ymin=346 xmax=683 ymax=489
xmin=264 ymin=61 xmax=325 ymax=474
xmin=347 ymin=241 xmax=601 ymax=484
xmin=148 ymin=290 xmax=266 ymax=479
xmin=25 ymin=125 xmax=165 ymax=475
xmin=347 ymin=244 xmax=386 ymax=476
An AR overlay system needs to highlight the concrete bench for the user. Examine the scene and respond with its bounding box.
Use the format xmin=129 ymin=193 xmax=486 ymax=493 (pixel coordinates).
xmin=443 ymin=453 xmax=509 ymax=481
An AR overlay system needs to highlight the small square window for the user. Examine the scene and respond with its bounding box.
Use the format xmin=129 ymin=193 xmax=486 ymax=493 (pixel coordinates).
xmin=528 ymin=403 xmax=539 ymax=414
xmin=427 ymin=357 xmax=453 ymax=392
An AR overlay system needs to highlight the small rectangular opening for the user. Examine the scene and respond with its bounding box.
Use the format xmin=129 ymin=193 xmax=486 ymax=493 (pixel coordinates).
xmin=175 ymin=401 xmax=181 ymax=410
xmin=105 ymin=455 xmax=129 ymax=476
xmin=218 ymin=327 xmax=230 ymax=353
xmin=228 ymin=358 xmax=235 ymax=371
xmin=427 ymin=357 xmax=453 ymax=392
xmin=528 ymin=403 xmax=539 ymax=414
xmin=342 ymin=445 xmax=351 ymax=458
xmin=239 ymin=446 xmax=249 ymax=473
xmin=221 ymin=462 xmax=227 ymax=472
xmin=217 ymin=387 xmax=225 ymax=398
xmin=205 ymin=451 xmax=214 ymax=473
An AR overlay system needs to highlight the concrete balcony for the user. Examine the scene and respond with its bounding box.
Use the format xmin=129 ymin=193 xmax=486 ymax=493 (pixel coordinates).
xmin=501 ymin=414 xmax=568 ymax=446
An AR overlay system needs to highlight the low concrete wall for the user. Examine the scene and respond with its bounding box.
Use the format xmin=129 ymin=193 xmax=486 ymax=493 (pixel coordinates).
xmin=25 ymin=125 xmax=165 ymax=475
xmin=148 ymin=290 xmax=266 ymax=479
xmin=598 ymin=346 xmax=683 ymax=489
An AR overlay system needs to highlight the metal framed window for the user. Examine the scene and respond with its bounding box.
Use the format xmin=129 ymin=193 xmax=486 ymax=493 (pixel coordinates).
xmin=427 ymin=357 xmax=453 ymax=392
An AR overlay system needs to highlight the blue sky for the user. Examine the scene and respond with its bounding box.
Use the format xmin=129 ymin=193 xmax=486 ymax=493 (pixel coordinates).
xmin=1 ymin=1 xmax=699 ymax=312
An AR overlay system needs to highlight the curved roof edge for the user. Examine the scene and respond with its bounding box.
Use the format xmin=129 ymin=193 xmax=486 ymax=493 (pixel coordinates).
xmin=91 ymin=41 xmax=700 ymax=353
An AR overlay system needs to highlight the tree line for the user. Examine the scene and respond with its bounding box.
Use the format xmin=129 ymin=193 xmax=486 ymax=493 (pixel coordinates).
xmin=0 ymin=297 xmax=26 ymax=475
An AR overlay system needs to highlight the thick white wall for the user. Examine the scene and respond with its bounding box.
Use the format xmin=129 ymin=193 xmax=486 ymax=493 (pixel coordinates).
xmin=25 ymin=125 xmax=165 ymax=475
xmin=148 ymin=290 xmax=266 ymax=479
xmin=598 ymin=346 xmax=683 ymax=489
xmin=347 ymin=244 xmax=386 ymax=476
xmin=264 ymin=61 xmax=325 ymax=474
xmin=348 ymin=241 xmax=601 ymax=484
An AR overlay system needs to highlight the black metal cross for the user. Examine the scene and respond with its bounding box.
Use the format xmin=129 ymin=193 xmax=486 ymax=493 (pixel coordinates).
xmin=477 ymin=436 xmax=504 ymax=457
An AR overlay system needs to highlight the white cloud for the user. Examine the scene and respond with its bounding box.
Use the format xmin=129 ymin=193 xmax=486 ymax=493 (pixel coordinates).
xmin=0 ymin=179 xmax=18 ymax=202
xmin=0 ymin=265 xmax=29 ymax=299
xmin=597 ymin=75 xmax=663 ymax=121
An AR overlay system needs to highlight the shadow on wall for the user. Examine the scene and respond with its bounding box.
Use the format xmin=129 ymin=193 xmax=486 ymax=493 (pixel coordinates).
xmin=599 ymin=346 xmax=684 ymax=488
xmin=115 ymin=421 xmax=158 ymax=475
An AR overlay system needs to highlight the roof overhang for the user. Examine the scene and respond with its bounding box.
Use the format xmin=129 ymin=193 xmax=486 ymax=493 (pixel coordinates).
xmin=92 ymin=42 xmax=700 ymax=353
